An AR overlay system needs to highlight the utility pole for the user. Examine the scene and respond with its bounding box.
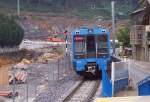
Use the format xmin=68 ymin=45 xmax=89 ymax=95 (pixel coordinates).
xmin=17 ymin=0 xmax=20 ymax=17
xmin=111 ymin=0 xmax=116 ymax=55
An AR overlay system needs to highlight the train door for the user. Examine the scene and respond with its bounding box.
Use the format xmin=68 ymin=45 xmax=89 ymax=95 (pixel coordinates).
xmin=86 ymin=35 xmax=96 ymax=58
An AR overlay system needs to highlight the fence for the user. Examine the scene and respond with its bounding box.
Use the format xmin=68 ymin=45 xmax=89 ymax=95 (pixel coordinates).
xmin=111 ymin=60 xmax=129 ymax=96
xmin=0 ymin=53 xmax=73 ymax=102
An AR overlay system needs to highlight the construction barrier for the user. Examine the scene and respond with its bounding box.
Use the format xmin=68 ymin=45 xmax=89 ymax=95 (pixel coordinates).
xmin=9 ymin=70 xmax=27 ymax=84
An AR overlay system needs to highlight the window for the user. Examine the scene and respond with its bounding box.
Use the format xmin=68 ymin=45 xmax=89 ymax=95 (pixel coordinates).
xmin=74 ymin=35 xmax=85 ymax=53
xmin=147 ymin=32 xmax=150 ymax=40
xmin=137 ymin=33 xmax=142 ymax=39
xmin=97 ymin=35 xmax=108 ymax=57
xmin=97 ymin=35 xmax=107 ymax=49
xmin=74 ymin=41 xmax=85 ymax=53
xmin=74 ymin=35 xmax=86 ymax=59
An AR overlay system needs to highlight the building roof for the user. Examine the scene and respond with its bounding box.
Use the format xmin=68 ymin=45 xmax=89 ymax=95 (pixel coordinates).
xmin=130 ymin=8 xmax=145 ymax=15
xmin=131 ymin=0 xmax=150 ymax=16
xmin=148 ymin=0 xmax=150 ymax=4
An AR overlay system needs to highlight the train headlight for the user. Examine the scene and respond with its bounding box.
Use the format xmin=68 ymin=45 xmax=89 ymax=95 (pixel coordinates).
xmin=88 ymin=29 xmax=93 ymax=33
xmin=75 ymin=30 xmax=80 ymax=35
xmin=102 ymin=30 xmax=106 ymax=33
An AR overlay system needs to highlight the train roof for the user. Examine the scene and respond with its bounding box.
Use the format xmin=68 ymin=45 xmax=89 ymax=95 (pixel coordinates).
xmin=72 ymin=27 xmax=110 ymax=36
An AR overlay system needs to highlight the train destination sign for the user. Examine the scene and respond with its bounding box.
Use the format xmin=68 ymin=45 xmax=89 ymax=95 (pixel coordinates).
xmin=74 ymin=36 xmax=85 ymax=42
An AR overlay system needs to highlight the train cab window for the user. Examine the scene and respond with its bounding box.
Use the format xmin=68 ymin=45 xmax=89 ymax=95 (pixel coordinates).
xmin=74 ymin=35 xmax=85 ymax=59
xmin=97 ymin=35 xmax=108 ymax=57
xmin=86 ymin=35 xmax=96 ymax=58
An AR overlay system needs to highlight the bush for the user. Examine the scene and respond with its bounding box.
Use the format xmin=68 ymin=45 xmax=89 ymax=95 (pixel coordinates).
xmin=0 ymin=14 xmax=24 ymax=47
xmin=116 ymin=25 xmax=130 ymax=47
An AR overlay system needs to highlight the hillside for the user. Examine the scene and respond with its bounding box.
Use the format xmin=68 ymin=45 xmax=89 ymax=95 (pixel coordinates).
xmin=0 ymin=0 xmax=139 ymax=19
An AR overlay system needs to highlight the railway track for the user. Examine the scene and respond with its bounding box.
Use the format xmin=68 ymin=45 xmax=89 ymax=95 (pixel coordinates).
xmin=62 ymin=79 xmax=100 ymax=102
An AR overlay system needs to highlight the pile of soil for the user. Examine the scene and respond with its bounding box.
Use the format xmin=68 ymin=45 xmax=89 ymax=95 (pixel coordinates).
xmin=0 ymin=49 xmax=34 ymax=67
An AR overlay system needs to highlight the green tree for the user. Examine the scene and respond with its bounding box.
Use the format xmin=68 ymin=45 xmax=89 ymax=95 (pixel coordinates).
xmin=116 ymin=26 xmax=130 ymax=47
xmin=0 ymin=14 xmax=24 ymax=47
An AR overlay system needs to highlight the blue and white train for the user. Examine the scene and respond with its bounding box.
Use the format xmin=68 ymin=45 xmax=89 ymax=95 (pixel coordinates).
xmin=72 ymin=27 xmax=111 ymax=76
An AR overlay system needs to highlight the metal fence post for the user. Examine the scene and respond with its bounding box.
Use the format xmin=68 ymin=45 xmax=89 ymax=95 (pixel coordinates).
xmin=12 ymin=67 xmax=16 ymax=102
xmin=128 ymin=59 xmax=132 ymax=88
xmin=63 ymin=56 xmax=65 ymax=76
xmin=26 ymin=69 xmax=29 ymax=102
xmin=111 ymin=62 xmax=115 ymax=96
xmin=61 ymin=57 xmax=63 ymax=78
xmin=69 ymin=55 xmax=71 ymax=75
xmin=48 ymin=62 xmax=51 ymax=88
xmin=48 ymin=62 xmax=55 ymax=87
xmin=58 ymin=59 xmax=59 ymax=80
xmin=53 ymin=62 xmax=55 ymax=81
xmin=67 ymin=54 xmax=69 ymax=75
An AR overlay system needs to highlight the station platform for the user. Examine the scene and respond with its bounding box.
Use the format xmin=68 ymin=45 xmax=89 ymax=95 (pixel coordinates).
xmin=95 ymin=96 xmax=150 ymax=102
xmin=130 ymin=59 xmax=150 ymax=74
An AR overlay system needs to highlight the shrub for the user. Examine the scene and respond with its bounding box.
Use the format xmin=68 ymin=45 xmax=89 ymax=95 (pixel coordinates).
xmin=0 ymin=14 xmax=24 ymax=47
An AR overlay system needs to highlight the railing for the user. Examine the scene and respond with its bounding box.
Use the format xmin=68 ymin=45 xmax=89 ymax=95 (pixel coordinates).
xmin=0 ymin=53 xmax=73 ymax=102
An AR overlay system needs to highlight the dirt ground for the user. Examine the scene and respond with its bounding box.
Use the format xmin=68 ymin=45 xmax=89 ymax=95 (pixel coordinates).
xmin=0 ymin=50 xmax=33 ymax=67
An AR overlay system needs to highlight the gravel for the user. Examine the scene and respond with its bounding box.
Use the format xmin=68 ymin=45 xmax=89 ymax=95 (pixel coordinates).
xmin=33 ymin=72 xmax=80 ymax=102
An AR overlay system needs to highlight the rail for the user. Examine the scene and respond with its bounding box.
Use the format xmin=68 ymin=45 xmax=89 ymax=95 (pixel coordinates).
xmin=62 ymin=79 xmax=100 ymax=102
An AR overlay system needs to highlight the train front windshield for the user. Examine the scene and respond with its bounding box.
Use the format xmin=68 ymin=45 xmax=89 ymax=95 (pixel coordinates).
xmin=74 ymin=34 xmax=109 ymax=59
xmin=74 ymin=35 xmax=86 ymax=59
xmin=97 ymin=35 xmax=108 ymax=57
